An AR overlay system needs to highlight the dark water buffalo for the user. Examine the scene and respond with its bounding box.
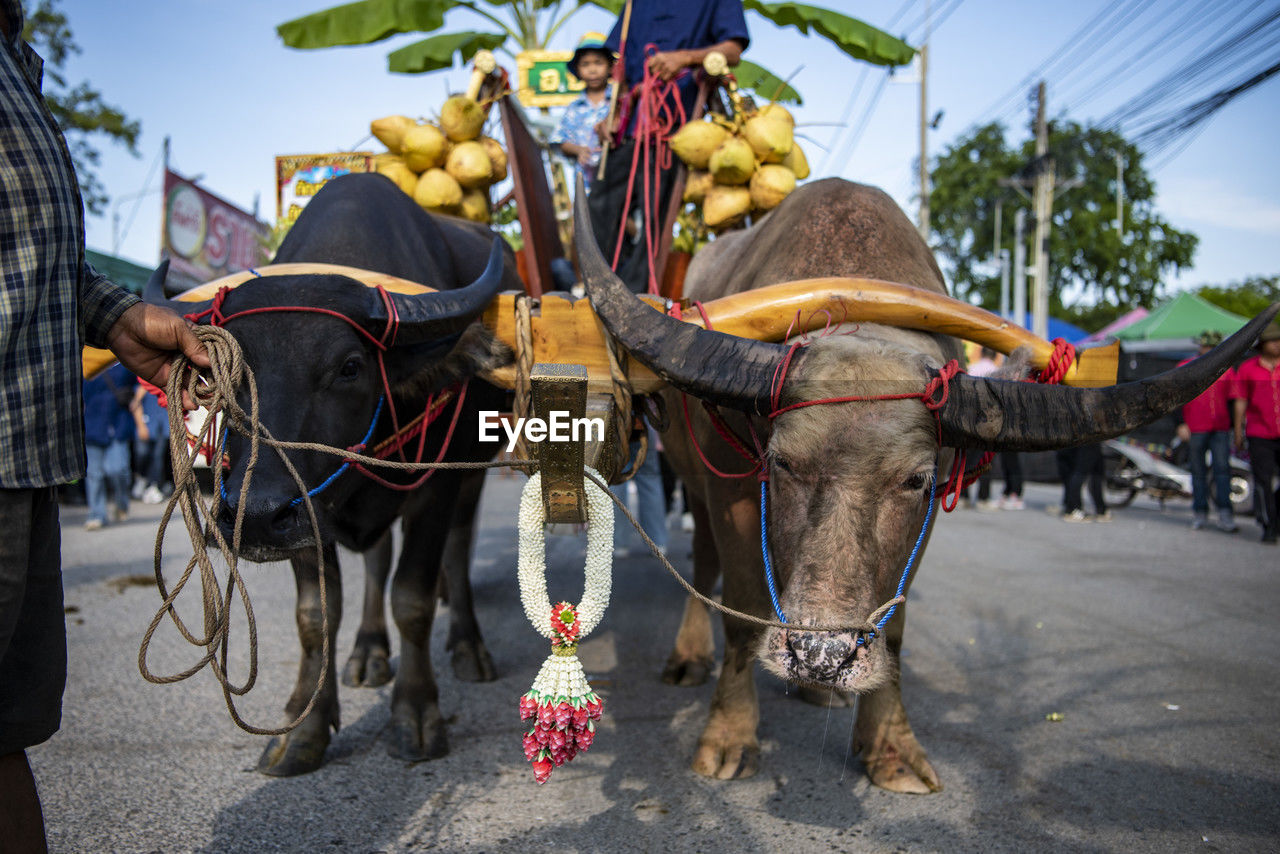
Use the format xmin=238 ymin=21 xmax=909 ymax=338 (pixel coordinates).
xmin=147 ymin=173 xmax=519 ymax=775
xmin=579 ymin=178 xmax=1277 ymax=793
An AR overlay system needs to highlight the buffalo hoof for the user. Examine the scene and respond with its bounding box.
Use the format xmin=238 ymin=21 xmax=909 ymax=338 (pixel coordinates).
xmin=449 ymin=639 xmax=497 ymax=683
xmin=386 ymin=708 xmax=449 ymax=763
xmin=662 ymin=653 xmax=714 ymax=687
xmin=257 ymin=730 xmax=330 ymax=777
xmin=795 ymin=685 xmax=854 ymax=708
xmin=341 ymin=647 xmax=393 ymax=688
xmin=863 ymin=742 xmax=942 ymax=794
xmin=691 ymin=732 xmax=760 ymax=780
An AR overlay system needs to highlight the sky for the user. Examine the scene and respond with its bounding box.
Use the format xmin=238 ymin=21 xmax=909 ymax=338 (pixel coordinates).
xmin=54 ymin=0 xmax=1280 ymax=307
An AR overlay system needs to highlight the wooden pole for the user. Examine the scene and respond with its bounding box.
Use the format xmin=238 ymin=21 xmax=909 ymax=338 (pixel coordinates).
xmin=595 ymin=0 xmax=633 ymax=182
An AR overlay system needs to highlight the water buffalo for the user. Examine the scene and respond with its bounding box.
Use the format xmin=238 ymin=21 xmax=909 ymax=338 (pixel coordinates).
xmin=579 ymin=178 xmax=1277 ymax=793
xmin=147 ymin=173 xmax=519 ymax=775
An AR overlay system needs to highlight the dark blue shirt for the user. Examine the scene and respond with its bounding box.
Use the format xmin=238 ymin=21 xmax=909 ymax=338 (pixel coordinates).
xmin=83 ymin=364 xmax=137 ymax=447
xmin=604 ymin=0 xmax=749 ymax=129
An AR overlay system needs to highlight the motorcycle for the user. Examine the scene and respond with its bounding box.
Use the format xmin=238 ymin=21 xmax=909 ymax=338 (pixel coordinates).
xmin=1103 ymin=439 xmax=1253 ymax=514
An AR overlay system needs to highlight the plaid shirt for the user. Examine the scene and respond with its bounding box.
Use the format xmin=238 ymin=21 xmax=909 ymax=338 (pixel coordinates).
xmin=1 ymin=1 xmax=140 ymax=487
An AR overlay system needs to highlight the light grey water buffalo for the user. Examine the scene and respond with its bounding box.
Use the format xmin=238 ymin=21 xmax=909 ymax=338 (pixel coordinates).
xmin=579 ymin=178 xmax=1277 ymax=793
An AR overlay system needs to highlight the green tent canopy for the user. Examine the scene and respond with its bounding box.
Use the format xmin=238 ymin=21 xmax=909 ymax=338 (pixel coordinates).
xmin=1112 ymin=291 xmax=1247 ymax=341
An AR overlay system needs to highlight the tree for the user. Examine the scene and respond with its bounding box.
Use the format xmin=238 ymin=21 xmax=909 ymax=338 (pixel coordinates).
xmin=1196 ymin=275 xmax=1280 ymax=318
xmin=929 ymin=120 xmax=1198 ymax=330
xmin=275 ymin=0 xmax=915 ymax=105
xmin=21 ymin=0 xmax=141 ymax=216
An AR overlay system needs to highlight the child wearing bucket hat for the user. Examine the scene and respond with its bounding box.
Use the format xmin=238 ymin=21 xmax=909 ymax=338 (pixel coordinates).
xmin=551 ymin=33 xmax=615 ymax=187
xmin=1230 ymin=322 xmax=1280 ymax=542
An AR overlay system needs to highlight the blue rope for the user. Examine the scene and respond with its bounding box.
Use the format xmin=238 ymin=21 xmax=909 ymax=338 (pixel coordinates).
xmin=220 ymin=396 xmax=385 ymax=507
xmin=760 ymin=479 xmax=787 ymax=623
xmin=758 ymin=460 xmax=939 ymax=645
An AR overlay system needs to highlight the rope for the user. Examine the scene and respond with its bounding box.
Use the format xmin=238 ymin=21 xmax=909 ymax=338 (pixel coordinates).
xmin=512 ymin=295 xmax=535 ymax=474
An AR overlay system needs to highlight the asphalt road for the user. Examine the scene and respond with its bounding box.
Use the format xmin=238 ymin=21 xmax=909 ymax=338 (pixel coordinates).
xmin=32 ymin=474 xmax=1280 ymax=853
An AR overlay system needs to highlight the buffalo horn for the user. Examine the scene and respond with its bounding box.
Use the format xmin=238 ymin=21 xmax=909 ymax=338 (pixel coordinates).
xmin=374 ymin=236 xmax=506 ymax=346
xmin=574 ymin=179 xmax=795 ymax=414
xmin=143 ymin=257 xmax=214 ymax=317
xmin=939 ymin=302 xmax=1280 ymax=451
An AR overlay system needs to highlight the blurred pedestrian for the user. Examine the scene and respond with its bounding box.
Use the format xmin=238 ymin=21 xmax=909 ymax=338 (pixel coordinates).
xmin=964 ymin=348 xmax=999 ymax=510
xmin=1059 ymin=443 xmax=1109 ymax=523
xmin=81 ymin=364 xmax=137 ymax=530
xmin=1231 ymin=322 xmax=1280 ymax=544
xmin=1 ymin=2 xmax=209 ymax=848
xmin=1178 ymin=330 xmax=1238 ymax=532
xmin=131 ymin=382 xmax=171 ymax=505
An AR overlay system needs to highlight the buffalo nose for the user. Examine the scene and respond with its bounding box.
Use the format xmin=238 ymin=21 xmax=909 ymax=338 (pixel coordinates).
xmin=217 ymin=497 xmax=302 ymax=541
xmin=786 ymin=631 xmax=856 ymax=681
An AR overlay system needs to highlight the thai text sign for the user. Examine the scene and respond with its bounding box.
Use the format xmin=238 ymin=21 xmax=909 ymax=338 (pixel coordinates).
xmin=162 ymin=169 xmax=267 ymax=292
xmin=516 ymin=50 xmax=586 ymax=108
xmin=276 ymin=152 xmax=374 ymax=226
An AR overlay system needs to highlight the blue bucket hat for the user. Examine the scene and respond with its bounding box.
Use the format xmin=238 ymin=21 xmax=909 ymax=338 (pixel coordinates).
xmin=567 ymin=32 xmax=614 ymax=80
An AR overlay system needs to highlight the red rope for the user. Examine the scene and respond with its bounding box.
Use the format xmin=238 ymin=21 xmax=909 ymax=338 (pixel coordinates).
xmin=186 ymin=285 xmax=466 ymax=489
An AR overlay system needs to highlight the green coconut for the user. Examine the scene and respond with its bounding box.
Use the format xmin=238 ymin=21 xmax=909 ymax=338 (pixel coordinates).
xmin=445 ymin=140 xmax=494 ymax=189
xmin=782 ymin=142 xmax=810 ymax=180
xmin=709 ymin=136 xmax=757 ymax=185
xmin=670 ymin=121 xmax=732 ymax=170
xmin=480 ymin=136 xmax=508 ymax=182
xmin=374 ymin=153 xmax=419 ymax=197
xmin=750 ymin=164 xmax=797 ymax=211
xmin=741 ymin=115 xmax=793 ymax=164
xmin=439 ymin=95 xmax=485 ymax=142
xmin=370 ymin=115 xmax=416 ymax=154
xmin=683 ymin=170 xmax=715 ymax=204
xmin=401 ymin=124 xmax=448 ymax=172
xmin=414 ymin=168 xmax=463 ymax=211
xmin=459 ymin=188 xmax=492 ymax=223
xmin=703 ymin=184 xmax=752 ymax=229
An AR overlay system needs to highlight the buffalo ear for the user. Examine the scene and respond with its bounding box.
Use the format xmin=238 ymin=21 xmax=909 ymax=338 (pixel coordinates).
xmin=386 ymin=324 xmax=513 ymax=398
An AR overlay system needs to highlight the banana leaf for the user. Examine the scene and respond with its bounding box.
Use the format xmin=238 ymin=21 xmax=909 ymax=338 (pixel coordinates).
xmin=389 ymin=30 xmax=509 ymax=73
xmin=743 ymin=1 xmax=916 ymax=67
xmin=278 ymin=0 xmax=455 ymax=48
xmin=733 ymin=59 xmax=801 ymax=105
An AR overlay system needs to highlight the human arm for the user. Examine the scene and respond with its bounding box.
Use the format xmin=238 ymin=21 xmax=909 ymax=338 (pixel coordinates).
xmin=558 ymin=141 xmax=597 ymax=167
xmin=1232 ymin=398 xmax=1247 ymax=451
xmin=131 ymin=385 xmax=150 ymax=442
xmin=647 ymin=39 xmax=745 ymax=81
xmin=82 ymin=263 xmax=209 ymax=406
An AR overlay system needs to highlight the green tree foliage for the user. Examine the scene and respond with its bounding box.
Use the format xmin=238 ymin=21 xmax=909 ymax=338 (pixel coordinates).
xmin=1196 ymin=275 xmax=1280 ymax=318
xmin=22 ymin=0 xmax=141 ymax=215
xmin=276 ymin=1 xmax=914 ymax=105
xmin=929 ymin=121 xmax=1198 ymax=329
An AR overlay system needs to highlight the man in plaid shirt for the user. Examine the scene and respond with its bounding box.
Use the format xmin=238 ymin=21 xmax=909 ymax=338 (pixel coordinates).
xmin=1 ymin=2 xmax=208 ymax=848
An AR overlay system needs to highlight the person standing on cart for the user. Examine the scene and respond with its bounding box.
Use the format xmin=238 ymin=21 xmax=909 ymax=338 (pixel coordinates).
xmin=589 ymin=0 xmax=749 ymax=294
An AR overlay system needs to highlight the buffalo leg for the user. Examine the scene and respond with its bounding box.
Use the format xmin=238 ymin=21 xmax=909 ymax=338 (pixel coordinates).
xmin=690 ymin=495 xmax=762 ymax=780
xmin=853 ymin=604 xmax=940 ymax=793
xmin=258 ymin=544 xmax=343 ymax=777
xmin=342 ymin=530 xmax=394 ymax=688
xmin=385 ymin=487 xmax=452 ymax=762
xmin=441 ymin=469 xmax=496 ymax=682
xmin=662 ymin=493 xmax=718 ymax=686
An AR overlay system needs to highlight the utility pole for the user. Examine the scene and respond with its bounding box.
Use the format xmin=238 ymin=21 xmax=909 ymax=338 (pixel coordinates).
xmin=1013 ymin=208 xmax=1027 ymax=329
xmin=1031 ymin=81 xmax=1053 ymax=341
xmin=992 ymin=196 xmax=1006 ymax=317
xmin=1000 ymin=249 xmax=1011 ymax=319
xmin=1114 ymin=152 xmax=1125 ymax=233
xmin=917 ymin=0 xmax=931 ymax=241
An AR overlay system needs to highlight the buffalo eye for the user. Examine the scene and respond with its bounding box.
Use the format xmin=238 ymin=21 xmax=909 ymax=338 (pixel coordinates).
xmin=903 ymin=472 xmax=929 ymax=491
xmin=770 ymin=454 xmax=794 ymax=476
xmin=339 ymin=357 xmax=362 ymax=379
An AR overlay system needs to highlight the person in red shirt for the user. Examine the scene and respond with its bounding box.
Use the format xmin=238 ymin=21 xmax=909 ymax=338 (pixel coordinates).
xmin=1177 ymin=330 xmax=1238 ymax=532
xmin=1230 ymin=322 xmax=1280 ymax=543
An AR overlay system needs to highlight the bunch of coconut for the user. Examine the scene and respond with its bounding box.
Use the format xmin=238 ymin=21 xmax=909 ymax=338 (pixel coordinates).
xmin=669 ymin=103 xmax=809 ymax=231
xmin=368 ymin=95 xmax=508 ymax=224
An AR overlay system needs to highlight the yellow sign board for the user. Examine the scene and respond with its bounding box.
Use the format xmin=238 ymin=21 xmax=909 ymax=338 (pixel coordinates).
xmin=516 ymin=50 xmax=587 ymax=108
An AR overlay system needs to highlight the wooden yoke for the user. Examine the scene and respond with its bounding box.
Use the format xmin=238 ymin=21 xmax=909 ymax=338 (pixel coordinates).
xmin=530 ymin=364 xmax=620 ymax=522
